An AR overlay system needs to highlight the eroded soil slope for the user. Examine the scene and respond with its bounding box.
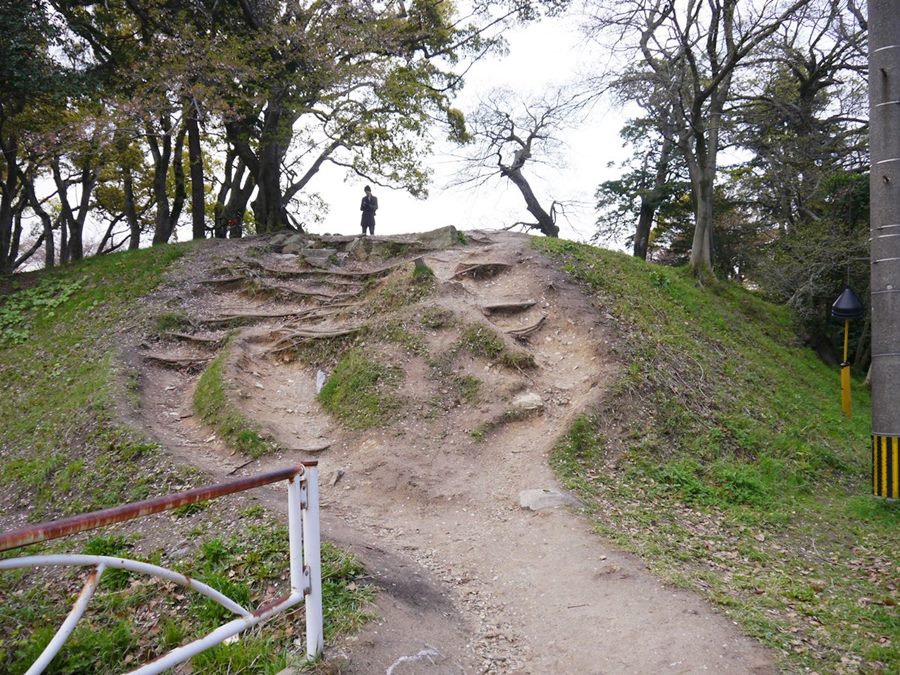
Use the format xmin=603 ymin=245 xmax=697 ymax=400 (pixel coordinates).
xmin=134 ymin=229 xmax=775 ymax=674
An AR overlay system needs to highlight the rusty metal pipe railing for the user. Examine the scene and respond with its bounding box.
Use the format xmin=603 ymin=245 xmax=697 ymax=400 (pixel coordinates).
xmin=0 ymin=463 xmax=315 ymax=552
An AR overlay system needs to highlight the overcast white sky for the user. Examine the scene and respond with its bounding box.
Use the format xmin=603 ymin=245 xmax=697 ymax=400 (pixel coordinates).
xmin=306 ymin=14 xmax=631 ymax=243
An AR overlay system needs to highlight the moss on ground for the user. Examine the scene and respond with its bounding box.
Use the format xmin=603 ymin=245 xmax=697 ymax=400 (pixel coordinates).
xmin=317 ymin=348 xmax=401 ymax=429
xmin=193 ymin=349 xmax=278 ymax=458
xmin=457 ymin=323 xmax=535 ymax=370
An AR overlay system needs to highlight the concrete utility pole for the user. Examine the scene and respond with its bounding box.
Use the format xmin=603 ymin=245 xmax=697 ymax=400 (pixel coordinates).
xmin=868 ymin=0 xmax=900 ymax=499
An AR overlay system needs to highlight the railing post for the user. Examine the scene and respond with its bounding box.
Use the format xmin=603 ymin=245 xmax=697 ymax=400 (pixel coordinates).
xmin=302 ymin=464 xmax=324 ymax=659
xmin=287 ymin=472 xmax=305 ymax=596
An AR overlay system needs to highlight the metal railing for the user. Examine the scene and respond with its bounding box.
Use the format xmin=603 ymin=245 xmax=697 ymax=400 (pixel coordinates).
xmin=0 ymin=463 xmax=323 ymax=674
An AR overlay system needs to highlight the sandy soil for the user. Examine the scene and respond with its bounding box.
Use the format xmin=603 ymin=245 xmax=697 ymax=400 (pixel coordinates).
xmin=133 ymin=230 xmax=776 ymax=674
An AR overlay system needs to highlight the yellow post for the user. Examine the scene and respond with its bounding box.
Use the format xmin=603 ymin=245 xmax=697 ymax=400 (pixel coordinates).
xmin=841 ymin=319 xmax=851 ymax=417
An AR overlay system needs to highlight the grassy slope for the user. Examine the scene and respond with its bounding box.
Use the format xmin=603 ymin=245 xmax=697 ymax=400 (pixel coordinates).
xmin=0 ymin=246 xmax=371 ymax=674
xmin=535 ymin=238 xmax=898 ymax=673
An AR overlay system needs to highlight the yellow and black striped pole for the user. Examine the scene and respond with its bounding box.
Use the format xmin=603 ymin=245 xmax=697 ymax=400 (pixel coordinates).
xmin=871 ymin=435 xmax=899 ymax=499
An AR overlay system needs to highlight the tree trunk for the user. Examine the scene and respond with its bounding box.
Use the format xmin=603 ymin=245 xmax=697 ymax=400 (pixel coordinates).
xmin=149 ymin=116 xmax=174 ymax=245
xmin=225 ymin=166 xmax=256 ymax=238
xmin=214 ymin=150 xmax=238 ymax=238
xmin=502 ymin=167 xmax=558 ymax=237
xmin=44 ymin=217 xmax=56 ymax=268
xmin=60 ymin=217 xmax=69 ymax=265
xmin=170 ymin=123 xmax=187 ymax=232
xmin=69 ymin=163 xmax=96 ymax=262
xmin=187 ymin=105 xmax=205 ymax=240
xmin=123 ymin=163 xmax=141 ymax=250
xmin=52 ymin=158 xmax=95 ymax=263
xmin=634 ymin=133 xmax=673 ymax=260
xmin=634 ymin=201 xmax=655 ymax=260
xmin=10 ymin=198 xmax=23 ymax=266
xmin=0 ymin=137 xmax=19 ymax=275
xmin=689 ymin=168 xmax=715 ymax=273
xmin=254 ymin=141 xmax=284 ymax=232
xmin=252 ymin=102 xmax=293 ymax=233
xmin=22 ymin=170 xmax=55 ymax=268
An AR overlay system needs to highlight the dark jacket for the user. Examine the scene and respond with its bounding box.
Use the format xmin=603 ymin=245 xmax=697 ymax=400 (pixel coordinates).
xmin=360 ymin=195 xmax=378 ymax=214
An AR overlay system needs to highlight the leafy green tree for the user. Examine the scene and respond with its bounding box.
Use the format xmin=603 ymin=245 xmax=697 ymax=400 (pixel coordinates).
xmin=594 ymin=115 xmax=691 ymax=259
xmin=0 ymin=0 xmax=65 ymax=273
xmin=725 ymin=1 xmax=868 ymax=358
xmin=584 ymin=0 xmax=816 ymax=277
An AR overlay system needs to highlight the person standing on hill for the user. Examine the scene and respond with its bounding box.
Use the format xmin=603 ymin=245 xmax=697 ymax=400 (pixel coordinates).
xmin=360 ymin=185 xmax=378 ymax=236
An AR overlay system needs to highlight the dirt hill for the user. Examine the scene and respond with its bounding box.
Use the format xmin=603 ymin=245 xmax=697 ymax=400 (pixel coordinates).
xmin=129 ymin=228 xmax=776 ymax=673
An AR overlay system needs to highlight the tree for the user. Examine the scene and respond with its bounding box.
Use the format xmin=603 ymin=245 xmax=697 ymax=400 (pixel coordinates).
xmin=456 ymin=88 xmax=592 ymax=237
xmin=724 ymin=1 xmax=869 ymax=353
xmin=731 ymin=0 xmax=867 ymax=232
xmin=0 ymin=0 xmax=65 ymax=273
xmin=594 ymin=113 xmax=690 ymax=259
xmin=585 ymin=0 xmax=816 ymax=276
xmin=221 ymin=0 xmax=503 ymax=233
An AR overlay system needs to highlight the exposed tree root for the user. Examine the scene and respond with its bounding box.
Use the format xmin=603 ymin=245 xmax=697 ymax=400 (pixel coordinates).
xmin=164 ymin=331 xmax=226 ymax=347
xmin=252 ymin=280 xmax=362 ymax=304
xmin=481 ymin=300 xmax=536 ymax=315
xmin=197 ymin=275 xmax=249 ymax=287
xmin=244 ymin=258 xmax=405 ymax=279
xmin=266 ymin=325 xmax=365 ymax=355
xmin=452 ymin=261 xmax=511 ymax=279
xmin=200 ymin=309 xmax=310 ymax=327
xmin=506 ymin=315 xmax=547 ymax=341
xmin=143 ymin=353 xmax=212 ymax=371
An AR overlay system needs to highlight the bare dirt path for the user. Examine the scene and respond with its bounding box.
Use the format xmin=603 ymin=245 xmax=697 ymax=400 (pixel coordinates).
xmin=133 ymin=230 xmax=776 ymax=674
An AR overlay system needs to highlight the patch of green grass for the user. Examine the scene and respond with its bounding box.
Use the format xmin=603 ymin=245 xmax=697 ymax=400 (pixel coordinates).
xmin=420 ymin=306 xmax=455 ymax=330
xmin=83 ymin=535 xmax=133 ymax=590
xmin=2 ymin=519 xmax=375 ymax=674
xmin=375 ymin=319 xmax=428 ymax=356
xmin=0 ymin=277 xmax=84 ymax=346
xmin=155 ymin=310 xmax=192 ymax=333
xmin=317 ymin=349 xmax=401 ymax=429
xmin=286 ymin=331 xmax=362 ymax=369
xmin=537 ymin=238 xmax=899 ymax=673
xmin=412 ymin=258 xmax=435 ymax=282
xmin=193 ymin=350 xmax=278 ymax=458
xmin=369 ymin=265 xmax=435 ymax=312
xmin=0 ymin=245 xmax=187 ymax=521
xmin=455 ymin=375 xmax=481 ymax=405
xmin=457 ymin=323 xmax=535 ymax=370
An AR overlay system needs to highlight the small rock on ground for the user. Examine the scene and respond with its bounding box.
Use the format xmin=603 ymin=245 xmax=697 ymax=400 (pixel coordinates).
xmin=519 ymin=488 xmax=582 ymax=511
